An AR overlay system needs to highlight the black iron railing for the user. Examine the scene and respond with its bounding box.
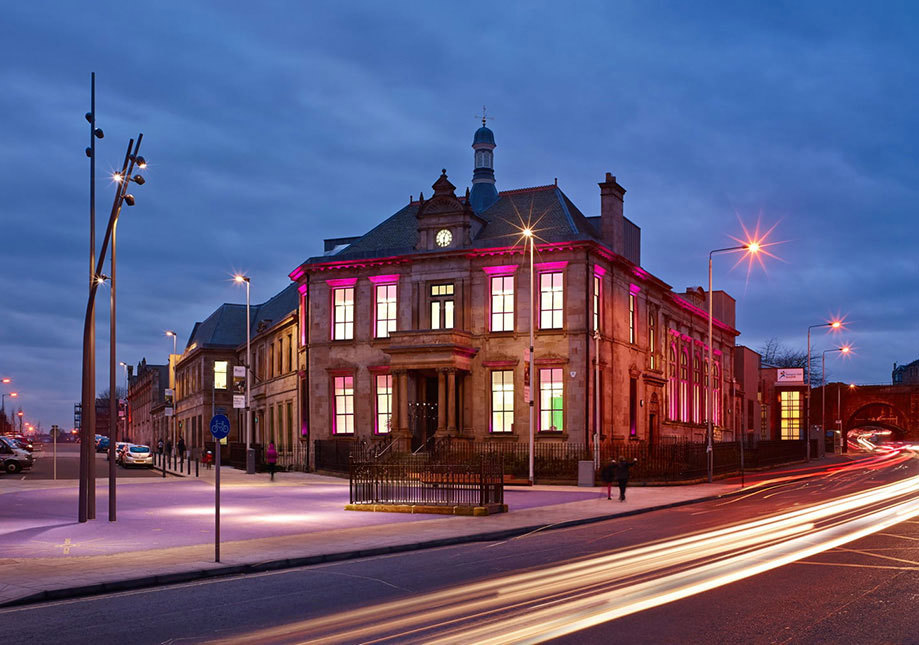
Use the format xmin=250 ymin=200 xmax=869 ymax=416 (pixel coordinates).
xmin=350 ymin=456 xmax=504 ymax=507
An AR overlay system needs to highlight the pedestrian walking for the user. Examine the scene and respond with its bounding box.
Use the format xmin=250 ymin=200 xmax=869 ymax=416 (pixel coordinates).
xmin=613 ymin=455 xmax=638 ymax=502
xmin=266 ymin=441 xmax=278 ymax=481
xmin=166 ymin=439 xmax=173 ymax=457
xmin=177 ymin=436 xmax=186 ymax=466
xmin=600 ymin=458 xmax=616 ymax=500
xmin=157 ymin=438 xmax=164 ymax=455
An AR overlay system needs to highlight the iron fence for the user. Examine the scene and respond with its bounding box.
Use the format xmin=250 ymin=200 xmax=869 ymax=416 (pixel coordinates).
xmin=429 ymin=438 xmax=809 ymax=482
xmin=349 ymin=456 xmax=504 ymax=507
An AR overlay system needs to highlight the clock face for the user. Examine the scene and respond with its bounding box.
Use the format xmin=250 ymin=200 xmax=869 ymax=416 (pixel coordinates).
xmin=435 ymin=229 xmax=453 ymax=248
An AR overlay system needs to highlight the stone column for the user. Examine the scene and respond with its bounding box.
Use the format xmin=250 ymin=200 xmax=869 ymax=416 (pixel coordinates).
xmin=391 ymin=369 xmax=411 ymax=452
xmin=447 ymin=369 xmax=457 ymax=434
xmin=437 ymin=368 xmax=447 ymax=433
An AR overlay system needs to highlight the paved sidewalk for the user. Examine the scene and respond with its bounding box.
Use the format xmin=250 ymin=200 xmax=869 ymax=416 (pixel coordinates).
xmin=0 ymin=452 xmax=870 ymax=607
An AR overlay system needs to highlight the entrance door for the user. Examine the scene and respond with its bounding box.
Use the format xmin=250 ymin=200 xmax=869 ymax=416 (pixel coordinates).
xmin=409 ymin=377 xmax=438 ymax=451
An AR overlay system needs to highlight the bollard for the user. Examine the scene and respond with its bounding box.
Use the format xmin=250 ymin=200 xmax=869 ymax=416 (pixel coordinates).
xmin=195 ymin=458 xmax=199 ymax=478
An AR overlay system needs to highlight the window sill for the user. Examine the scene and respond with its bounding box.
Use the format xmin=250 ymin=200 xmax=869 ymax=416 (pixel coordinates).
xmin=487 ymin=433 xmax=519 ymax=441
xmin=537 ymin=431 xmax=569 ymax=440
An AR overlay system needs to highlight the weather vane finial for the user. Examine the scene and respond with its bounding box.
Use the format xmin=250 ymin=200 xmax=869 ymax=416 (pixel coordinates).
xmin=476 ymin=105 xmax=493 ymax=126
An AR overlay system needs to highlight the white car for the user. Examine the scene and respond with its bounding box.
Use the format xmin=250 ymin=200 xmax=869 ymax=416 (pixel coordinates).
xmin=120 ymin=444 xmax=154 ymax=468
xmin=0 ymin=437 xmax=33 ymax=474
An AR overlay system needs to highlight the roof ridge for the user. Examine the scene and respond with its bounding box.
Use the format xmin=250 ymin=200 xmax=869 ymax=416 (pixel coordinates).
xmin=498 ymin=184 xmax=556 ymax=197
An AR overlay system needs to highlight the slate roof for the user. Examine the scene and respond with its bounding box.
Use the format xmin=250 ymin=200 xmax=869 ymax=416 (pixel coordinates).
xmin=305 ymin=184 xmax=603 ymax=265
xmin=185 ymin=284 xmax=299 ymax=351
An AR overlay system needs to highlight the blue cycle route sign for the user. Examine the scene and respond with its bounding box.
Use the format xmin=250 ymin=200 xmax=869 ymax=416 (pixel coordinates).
xmin=209 ymin=414 xmax=230 ymax=440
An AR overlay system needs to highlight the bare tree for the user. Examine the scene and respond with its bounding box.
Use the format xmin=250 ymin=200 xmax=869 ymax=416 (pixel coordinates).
xmin=757 ymin=337 xmax=826 ymax=387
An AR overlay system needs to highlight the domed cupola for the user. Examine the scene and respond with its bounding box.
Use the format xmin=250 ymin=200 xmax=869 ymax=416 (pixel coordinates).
xmin=469 ymin=112 xmax=498 ymax=213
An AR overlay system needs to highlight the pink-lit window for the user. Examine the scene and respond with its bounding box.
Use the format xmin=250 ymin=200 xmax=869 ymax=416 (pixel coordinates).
xmin=668 ymin=343 xmax=677 ymax=419
xmin=648 ymin=310 xmax=656 ymax=370
xmin=703 ymin=358 xmax=709 ymax=423
xmin=713 ymin=361 xmax=721 ymax=426
xmin=333 ymin=287 xmax=354 ymax=340
xmin=539 ymin=272 xmax=563 ymax=329
xmin=539 ymin=368 xmax=564 ymax=432
xmin=375 ymin=374 xmax=392 ymax=433
xmin=491 ymin=370 xmax=514 ymax=433
xmin=333 ymin=376 xmax=354 ymax=434
xmin=593 ymin=274 xmax=601 ymax=332
xmin=628 ymin=293 xmax=636 ymax=343
xmin=375 ymin=283 xmax=397 ymax=338
xmin=680 ymin=349 xmax=689 ymax=422
xmin=490 ymin=276 xmax=515 ymax=331
xmin=693 ymin=351 xmax=701 ymax=424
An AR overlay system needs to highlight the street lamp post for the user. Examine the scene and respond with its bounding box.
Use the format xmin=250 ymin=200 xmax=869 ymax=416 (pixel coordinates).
xmin=707 ymin=243 xmax=760 ymax=483
xmin=805 ymin=320 xmax=843 ymax=462
xmin=165 ymin=331 xmax=177 ymax=455
xmin=235 ymin=275 xmax=254 ymax=474
xmin=821 ymin=346 xmax=850 ymax=450
xmin=1 ymin=392 xmax=17 ymax=416
xmin=79 ymin=132 xmax=146 ymax=523
xmin=522 ymin=230 xmax=535 ymax=485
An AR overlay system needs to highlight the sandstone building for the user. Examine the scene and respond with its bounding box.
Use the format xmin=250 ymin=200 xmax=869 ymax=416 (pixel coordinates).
xmin=290 ymin=122 xmax=742 ymax=457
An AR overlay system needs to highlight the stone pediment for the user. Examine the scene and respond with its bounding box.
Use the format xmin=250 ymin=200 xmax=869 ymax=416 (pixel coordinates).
xmin=416 ymin=170 xmax=468 ymax=219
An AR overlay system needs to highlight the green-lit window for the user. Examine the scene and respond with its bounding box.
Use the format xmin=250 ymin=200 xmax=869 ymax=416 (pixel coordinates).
xmin=539 ymin=368 xmax=564 ymax=432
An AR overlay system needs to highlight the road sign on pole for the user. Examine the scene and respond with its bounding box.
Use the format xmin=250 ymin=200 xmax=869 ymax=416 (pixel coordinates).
xmin=209 ymin=414 xmax=230 ymax=440
xmin=209 ymin=413 xmax=229 ymax=564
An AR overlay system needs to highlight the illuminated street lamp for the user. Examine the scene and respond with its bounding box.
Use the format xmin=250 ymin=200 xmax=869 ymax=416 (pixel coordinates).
xmin=1 ymin=378 xmax=10 ymax=384
xmin=1 ymin=391 xmax=17 ymax=416
xmin=822 ymin=345 xmax=851 ymax=446
xmin=805 ymin=319 xmax=844 ymax=461
xmin=79 ymin=128 xmax=147 ymax=523
xmin=234 ymin=274 xmax=254 ymax=474
xmin=706 ymin=241 xmax=762 ymax=483
xmin=521 ymin=228 xmax=536 ymax=485
xmin=165 ymin=330 xmax=177 ymax=356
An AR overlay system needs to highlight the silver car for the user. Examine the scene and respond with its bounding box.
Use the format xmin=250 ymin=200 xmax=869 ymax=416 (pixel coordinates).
xmin=121 ymin=444 xmax=154 ymax=468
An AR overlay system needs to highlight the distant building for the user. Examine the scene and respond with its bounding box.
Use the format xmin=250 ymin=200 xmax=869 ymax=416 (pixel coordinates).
xmin=172 ymin=284 xmax=299 ymax=460
xmin=290 ymin=122 xmax=742 ymax=458
xmin=126 ymin=358 xmax=169 ymax=447
xmin=733 ymin=345 xmax=764 ymax=443
xmin=892 ymin=359 xmax=919 ymax=385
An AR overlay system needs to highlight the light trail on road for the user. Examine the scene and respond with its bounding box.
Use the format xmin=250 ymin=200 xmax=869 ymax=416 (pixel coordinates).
xmin=217 ymin=469 xmax=919 ymax=645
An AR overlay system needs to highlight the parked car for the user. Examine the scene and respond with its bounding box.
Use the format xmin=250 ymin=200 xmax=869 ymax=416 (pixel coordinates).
xmin=107 ymin=442 xmax=129 ymax=461
xmin=120 ymin=444 xmax=154 ymax=468
xmin=95 ymin=435 xmax=110 ymax=453
xmin=4 ymin=434 xmax=33 ymax=452
xmin=0 ymin=436 xmax=33 ymax=474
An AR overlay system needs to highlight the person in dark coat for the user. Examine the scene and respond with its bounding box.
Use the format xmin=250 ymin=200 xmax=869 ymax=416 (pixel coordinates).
xmin=600 ymin=458 xmax=617 ymax=500
xmin=613 ymin=455 xmax=638 ymax=501
xmin=177 ymin=436 xmax=186 ymax=464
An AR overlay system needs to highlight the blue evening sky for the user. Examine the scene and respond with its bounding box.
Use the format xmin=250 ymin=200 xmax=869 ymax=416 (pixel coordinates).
xmin=2 ymin=1 xmax=917 ymax=428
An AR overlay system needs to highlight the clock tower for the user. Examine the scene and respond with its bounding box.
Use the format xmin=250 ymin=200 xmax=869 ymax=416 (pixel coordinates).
xmin=415 ymin=169 xmax=485 ymax=251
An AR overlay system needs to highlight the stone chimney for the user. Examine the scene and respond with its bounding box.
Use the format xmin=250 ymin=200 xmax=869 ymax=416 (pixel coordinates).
xmin=599 ymin=172 xmax=626 ymax=255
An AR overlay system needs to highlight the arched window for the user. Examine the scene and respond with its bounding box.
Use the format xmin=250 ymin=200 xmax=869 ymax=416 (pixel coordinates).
xmin=693 ymin=351 xmax=702 ymax=424
xmin=703 ymin=358 xmax=709 ymax=423
xmin=668 ymin=344 xmax=677 ymax=419
xmin=680 ymin=348 xmax=689 ymax=422
xmin=713 ymin=361 xmax=721 ymax=426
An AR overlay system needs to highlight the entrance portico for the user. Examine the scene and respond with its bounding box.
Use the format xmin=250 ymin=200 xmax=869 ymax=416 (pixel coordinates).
xmin=385 ymin=330 xmax=478 ymax=451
